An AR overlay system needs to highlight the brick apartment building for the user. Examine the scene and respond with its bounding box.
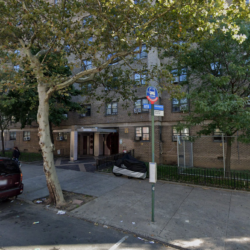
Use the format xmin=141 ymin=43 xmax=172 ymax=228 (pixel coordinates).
xmin=2 ymin=45 xmax=250 ymax=170
xmin=2 ymin=0 xmax=250 ymax=170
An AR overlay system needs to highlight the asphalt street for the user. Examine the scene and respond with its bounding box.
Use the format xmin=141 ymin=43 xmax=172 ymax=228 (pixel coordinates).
xmin=0 ymin=200 xmax=174 ymax=250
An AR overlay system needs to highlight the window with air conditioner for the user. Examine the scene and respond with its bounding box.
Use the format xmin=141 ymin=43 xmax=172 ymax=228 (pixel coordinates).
xmin=135 ymin=127 xmax=149 ymax=141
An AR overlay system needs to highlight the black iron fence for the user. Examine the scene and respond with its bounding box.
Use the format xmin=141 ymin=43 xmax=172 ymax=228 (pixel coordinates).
xmin=97 ymin=161 xmax=250 ymax=191
xmin=96 ymin=149 xmax=134 ymax=171
xmin=153 ymin=165 xmax=250 ymax=191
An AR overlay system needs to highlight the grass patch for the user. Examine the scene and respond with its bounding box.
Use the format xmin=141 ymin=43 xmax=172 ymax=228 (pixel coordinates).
xmin=1 ymin=150 xmax=43 ymax=162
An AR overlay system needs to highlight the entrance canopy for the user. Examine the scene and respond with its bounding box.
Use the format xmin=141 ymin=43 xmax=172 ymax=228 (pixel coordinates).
xmin=78 ymin=127 xmax=117 ymax=133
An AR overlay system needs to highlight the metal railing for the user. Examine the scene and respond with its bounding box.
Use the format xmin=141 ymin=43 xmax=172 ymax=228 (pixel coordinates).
xmin=96 ymin=149 xmax=134 ymax=171
xmin=153 ymin=165 xmax=250 ymax=191
xmin=98 ymin=161 xmax=250 ymax=191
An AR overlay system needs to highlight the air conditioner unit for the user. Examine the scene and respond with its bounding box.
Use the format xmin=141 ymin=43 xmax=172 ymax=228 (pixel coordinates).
xmin=80 ymin=114 xmax=86 ymax=117
xmin=56 ymin=136 xmax=64 ymax=141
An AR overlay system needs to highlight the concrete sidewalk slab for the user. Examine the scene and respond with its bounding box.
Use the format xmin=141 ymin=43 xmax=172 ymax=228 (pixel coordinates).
xmin=20 ymin=163 xmax=250 ymax=250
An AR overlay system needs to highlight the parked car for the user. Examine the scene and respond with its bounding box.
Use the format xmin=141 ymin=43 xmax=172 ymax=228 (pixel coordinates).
xmin=113 ymin=154 xmax=147 ymax=179
xmin=0 ymin=157 xmax=24 ymax=201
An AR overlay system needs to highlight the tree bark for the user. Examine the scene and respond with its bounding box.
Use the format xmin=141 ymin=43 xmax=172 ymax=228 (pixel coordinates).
xmin=225 ymin=136 xmax=232 ymax=177
xmin=1 ymin=129 xmax=5 ymax=156
xmin=37 ymin=83 xmax=66 ymax=207
xmin=49 ymin=121 xmax=54 ymax=144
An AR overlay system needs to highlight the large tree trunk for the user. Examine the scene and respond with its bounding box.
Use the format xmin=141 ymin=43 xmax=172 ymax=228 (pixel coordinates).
xmin=1 ymin=129 xmax=5 ymax=156
xmin=49 ymin=121 xmax=54 ymax=144
xmin=37 ymin=84 xmax=66 ymax=207
xmin=225 ymin=136 xmax=232 ymax=177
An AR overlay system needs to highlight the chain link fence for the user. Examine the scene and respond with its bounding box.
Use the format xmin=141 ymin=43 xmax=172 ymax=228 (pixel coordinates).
xmin=177 ymin=135 xmax=250 ymax=173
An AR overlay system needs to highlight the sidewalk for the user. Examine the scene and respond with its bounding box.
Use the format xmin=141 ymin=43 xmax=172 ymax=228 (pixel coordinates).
xmin=21 ymin=163 xmax=250 ymax=250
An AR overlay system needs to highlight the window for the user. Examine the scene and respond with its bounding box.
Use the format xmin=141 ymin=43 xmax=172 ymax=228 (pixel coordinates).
xmin=63 ymin=114 xmax=68 ymax=118
xmin=172 ymin=98 xmax=188 ymax=112
xmin=106 ymin=102 xmax=118 ymax=115
xmin=210 ymin=62 xmax=222 ymax=76
xmin=134 ymin=98 xmax=149 ymax=113
xmin=171 ymin=68 xmax=187 ymax=83
xmin=82 ymin=60 xmax=92 ymax=71
xmin=214 ymin=128 xmax=225 ymax=142
xmin=107 ymin=53 xmax=119 ymax=65
xmin=172 ymin=127 xmax=189 ymax=141
xmin=80 ymin=105 xmax=91 ymax=117
xmin=56 ymin=132 xmax=67 ymax=141
xmin=134 ymin=44 xmax=147 ymax=59
xmin=134 ymin=72 xmax=147 ymax=85
xmin=23 ymin=131 xmax=30 ymax=141
xmin=10 ymin=132 xmax=16 ymax=141
xmin=135 ymin=127 xmax=149 ymax=141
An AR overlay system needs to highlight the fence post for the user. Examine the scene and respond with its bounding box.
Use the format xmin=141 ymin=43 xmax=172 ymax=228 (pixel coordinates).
xmin=183 ymin=137 xmax=186 ymax=168
xmin=222 ymin=133 xmax=225 ymax=178
xmin=177 ymin=135 xmax=179 ymax=167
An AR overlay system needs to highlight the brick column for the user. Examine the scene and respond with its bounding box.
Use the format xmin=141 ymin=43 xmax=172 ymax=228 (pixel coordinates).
xmin=94 ymin=133 xmax=100 ymax=156
xmin=70 ymin=127 xmax=78 ymax=161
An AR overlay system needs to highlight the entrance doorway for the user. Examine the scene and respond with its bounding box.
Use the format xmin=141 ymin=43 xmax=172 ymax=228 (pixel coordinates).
xmin=107 ymin=133 xmax=119 ymax=155
xmin=83 ymin=136 xmax=87 ymax=155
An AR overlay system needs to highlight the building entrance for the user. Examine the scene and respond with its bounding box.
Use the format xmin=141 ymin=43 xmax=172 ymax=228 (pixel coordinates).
xmin=107 ymin=133 xmax=119 ymax=155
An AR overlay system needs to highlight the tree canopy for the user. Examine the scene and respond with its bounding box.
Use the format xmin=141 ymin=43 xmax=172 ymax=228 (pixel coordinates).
xmin=172 ymin=21 xmax=250 ymax=172
xmin=0 ymin=0 xmax=249 ymax=205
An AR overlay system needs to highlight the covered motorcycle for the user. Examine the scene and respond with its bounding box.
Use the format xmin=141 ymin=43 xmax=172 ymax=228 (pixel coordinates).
xmin=113 ymin=154 xmax=147 ymax=179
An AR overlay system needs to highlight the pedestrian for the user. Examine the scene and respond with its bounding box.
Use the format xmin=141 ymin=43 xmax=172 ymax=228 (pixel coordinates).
xmin=12 ymin=147 xmax=21 ymax=162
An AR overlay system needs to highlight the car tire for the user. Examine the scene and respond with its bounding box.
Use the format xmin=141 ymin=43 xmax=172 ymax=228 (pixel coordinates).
xmin=113 ymin=172 xmax=122 ymax=177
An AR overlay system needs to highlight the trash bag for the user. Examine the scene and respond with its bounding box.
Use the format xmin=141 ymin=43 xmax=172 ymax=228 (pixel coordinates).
xmin=113 ymin=154 xmax=147 ymax=179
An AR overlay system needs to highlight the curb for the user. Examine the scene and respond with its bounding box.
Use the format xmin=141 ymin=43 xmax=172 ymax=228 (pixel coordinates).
xmin=68 ymin=212 xmax=189 ymax=250
xmin=16 ymin=197 xmax=188 ymax=250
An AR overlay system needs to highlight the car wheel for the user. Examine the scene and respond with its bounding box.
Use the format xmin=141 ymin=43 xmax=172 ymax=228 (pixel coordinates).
xmin=127 ymin=176 xmax=133 ymax=179
xmin=113 ymin=173 xmax=122 ymax=177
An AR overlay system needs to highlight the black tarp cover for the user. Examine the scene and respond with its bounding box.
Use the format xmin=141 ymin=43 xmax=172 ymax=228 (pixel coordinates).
xmin=115 ymin=154 xmax=147 ymax=173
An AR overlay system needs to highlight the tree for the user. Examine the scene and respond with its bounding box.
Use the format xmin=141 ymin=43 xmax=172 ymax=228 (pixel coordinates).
xmin=7 ymin=51 xmax=84 ymax=144
xmin=0 ymin=0 xmax=248 ymax=206
xmin=173 ymin=22 xmax=250 ymax=174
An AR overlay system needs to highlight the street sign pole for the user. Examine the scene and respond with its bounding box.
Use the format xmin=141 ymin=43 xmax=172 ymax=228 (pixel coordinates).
xmin=151 ymin=103 xmax=155 ymax=222
xmin=146 ymin=86 xmax=158 ymax=223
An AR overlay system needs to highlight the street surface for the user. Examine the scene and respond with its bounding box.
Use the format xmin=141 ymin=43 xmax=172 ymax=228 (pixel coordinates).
xmin=0 ymin=199 xmax=174 ymax=250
